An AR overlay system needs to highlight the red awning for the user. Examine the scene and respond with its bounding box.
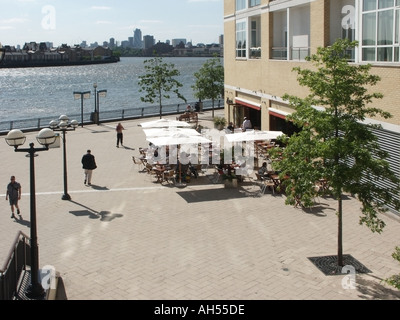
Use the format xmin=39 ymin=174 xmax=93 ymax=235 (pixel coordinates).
xmin=235 ymin=98 xmax=261 ymax=111
xmin=269 ymin=110 xmax=287 ymax=120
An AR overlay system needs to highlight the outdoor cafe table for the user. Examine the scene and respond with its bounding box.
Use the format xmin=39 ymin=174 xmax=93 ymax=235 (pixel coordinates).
xmin=152 ymin=167 xmax=166 ymax=183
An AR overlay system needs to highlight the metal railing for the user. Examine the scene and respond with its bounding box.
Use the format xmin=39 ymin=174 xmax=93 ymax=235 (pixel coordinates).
xmin=0 ymin=232 xmax=30 ymax=300
xmin=0 ymin=99 xmax=224 ymax=136
xmin=271 ymin=47 xmax=310 ymax=61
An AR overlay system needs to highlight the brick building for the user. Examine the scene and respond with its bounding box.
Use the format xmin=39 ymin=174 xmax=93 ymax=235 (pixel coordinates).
xmin=223 ymin=0 xmax=399 ymax=213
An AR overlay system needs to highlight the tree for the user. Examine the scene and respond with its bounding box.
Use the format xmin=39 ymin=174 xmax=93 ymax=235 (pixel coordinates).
xmin=384 ymin=247 xmax=400 ymax=290
xmin=271 ymin=39 xmax=400 ymax=267
xmin=138 ymin=56 xmax=187 ymax=118
xmin=192 ymin=54 xmax=224 ymax=118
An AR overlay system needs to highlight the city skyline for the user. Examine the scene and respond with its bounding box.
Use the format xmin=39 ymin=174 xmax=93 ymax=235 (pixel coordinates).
xmin=0 ymin=0 xmax=223 ymax=48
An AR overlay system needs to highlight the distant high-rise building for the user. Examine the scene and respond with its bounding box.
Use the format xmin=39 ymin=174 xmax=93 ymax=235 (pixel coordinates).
xmin=128 ymin=37 xmax=134 ymax=48
xmin=219 ymin=35 xmax=224 ymax=46
xmin=143 ymin=35 xmax=155 ymax=49
xmin=109 ymin=38 xmax=115 ymax=48
xmin=133 ymin=28 xmax=143 ymax=49
xmin=172 ymin=39 xmax=187 ymax=47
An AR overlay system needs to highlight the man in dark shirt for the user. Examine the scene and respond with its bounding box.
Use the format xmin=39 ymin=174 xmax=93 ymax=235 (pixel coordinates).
xmin=6 ymin=176 xmax=22 ymax=219
xmin=81 ymin=150 xmax=97 ymax=186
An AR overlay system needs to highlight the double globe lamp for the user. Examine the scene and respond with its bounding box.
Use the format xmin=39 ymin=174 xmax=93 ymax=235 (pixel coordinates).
xmin=5 ymin=128 xmax=57 ymax=299
xmin=50 ymin=115 xmax=78 ymax=201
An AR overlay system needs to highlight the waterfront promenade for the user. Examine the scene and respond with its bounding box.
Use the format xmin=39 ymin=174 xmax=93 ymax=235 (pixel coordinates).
xmin=0 ymin=109 xmax=399 ymax=301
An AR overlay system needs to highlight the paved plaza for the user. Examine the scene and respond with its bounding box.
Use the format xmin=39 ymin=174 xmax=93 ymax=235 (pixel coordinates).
xmin=0 ymin=110 xmax=399 ymax=301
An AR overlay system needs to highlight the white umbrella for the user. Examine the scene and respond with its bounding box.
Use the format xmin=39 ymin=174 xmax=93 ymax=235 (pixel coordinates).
xmin=146 ymin=132 xmax=212 ymax=187
xmin=225 ymin=130 xmax=284 ymax=143
xmin=140 ymin=118 xmax=191 ymax=128
xmin=147 ymin=132 xmax=210 ymax=146
xmin=143 ymin=127 xmax=200 ymax=138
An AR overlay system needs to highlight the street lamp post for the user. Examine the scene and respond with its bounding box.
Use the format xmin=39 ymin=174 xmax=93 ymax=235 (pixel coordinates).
xmin=5 ymin=128 xmax=56 ymax=300
xmin=93 ymin=83 xmax=107 ymax=125
xmin=73 ymin=91 xmax=91 ymax=127
xmin=97 ymin=89 xmax=107 ymax=124
xmin=50 ymin=115 xmax=78 ymax=201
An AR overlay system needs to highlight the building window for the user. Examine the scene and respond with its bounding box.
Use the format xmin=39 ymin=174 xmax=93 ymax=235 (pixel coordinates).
xmin=361 ymin=0 xmax=400 ymax=62
xmin=250 ymin=16 xmax=261 ymax=59
xmin=236 ymin=0 xmax=246 ymax=11
xmin=236 ymin=20 xmax=247 ymax=58
xmin=250 ymin=0 xmax=261 ymax=7
xmin=236 ymin=0 xmax=260 ymax=11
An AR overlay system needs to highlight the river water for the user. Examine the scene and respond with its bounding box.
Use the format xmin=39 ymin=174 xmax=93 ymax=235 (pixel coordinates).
xmin=0 ymin=57 xmax=216 ymax=122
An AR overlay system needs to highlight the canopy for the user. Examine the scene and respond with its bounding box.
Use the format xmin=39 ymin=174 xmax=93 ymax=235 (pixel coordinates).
xmin=147 ymin=132 xmax=211 ymax=146
xmin=143 ymin=128 xmax=200 ymax=138
xmin=140 ymin=118 xmax=191 ymax=128
xmin=225 ymin=130 xmax=284 ymax=143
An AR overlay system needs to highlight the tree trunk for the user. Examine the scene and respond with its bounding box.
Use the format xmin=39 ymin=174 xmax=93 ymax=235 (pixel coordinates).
xmin=337 ymin=193 xmax=344 ymax=266
xmin=212 ymin=99 xmax=215 ymax=118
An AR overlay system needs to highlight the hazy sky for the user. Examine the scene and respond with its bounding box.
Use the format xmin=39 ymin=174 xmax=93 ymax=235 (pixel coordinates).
xmin=0 ymin=0 xmax=224 ymax=47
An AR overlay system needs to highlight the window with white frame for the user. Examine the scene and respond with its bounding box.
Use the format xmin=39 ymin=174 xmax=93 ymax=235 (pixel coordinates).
xmin=236 ymin=20 xmax=247 ymax=58
xmin=236 ymin=0 xmax=261 ymax=11
xmin=362 ymin=0 xmax=400 ymax=62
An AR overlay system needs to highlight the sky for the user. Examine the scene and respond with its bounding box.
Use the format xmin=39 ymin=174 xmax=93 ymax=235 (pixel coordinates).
xmin=0 ymin=0 xmax=224 ymax=47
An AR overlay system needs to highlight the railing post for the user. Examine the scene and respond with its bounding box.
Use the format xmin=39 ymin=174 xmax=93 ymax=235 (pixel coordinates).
xmin=141 ymin=108 xmax=144 ymax=117
xmin=122 ymin=110 xmax=125 ymax=120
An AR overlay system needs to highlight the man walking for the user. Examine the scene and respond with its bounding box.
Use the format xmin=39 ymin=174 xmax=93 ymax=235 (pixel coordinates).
xmin=81 ymin=150 xmax=97 ymax=186
xmin=116 ymin=123 xmax=125 ymax=148
xmin=6 ymin=176 xmax=22 ymax=219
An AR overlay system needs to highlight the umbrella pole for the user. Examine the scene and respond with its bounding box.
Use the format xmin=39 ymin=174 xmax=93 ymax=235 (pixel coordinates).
xmin=176 ymin=144 xmax=186 ymax=188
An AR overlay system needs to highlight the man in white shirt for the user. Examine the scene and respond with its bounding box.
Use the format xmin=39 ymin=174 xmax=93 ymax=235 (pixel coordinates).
xmin=242 ymin=117 xmax=252 ymax=131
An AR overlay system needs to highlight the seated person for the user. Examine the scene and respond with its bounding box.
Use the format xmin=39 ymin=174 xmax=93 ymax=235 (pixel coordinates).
xmin=227 ymin=122 xmax=234 ymax=132
xmin=258 ymin=162 xmax=268 ymax=176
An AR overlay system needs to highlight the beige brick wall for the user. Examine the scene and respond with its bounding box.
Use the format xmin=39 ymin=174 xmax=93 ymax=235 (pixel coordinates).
xmin=223 ymin=0 xmax=400 ymax=128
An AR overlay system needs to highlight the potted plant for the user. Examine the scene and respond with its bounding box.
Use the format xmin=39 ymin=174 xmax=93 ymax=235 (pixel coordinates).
xmin=213 ymin=116 xmax=227 ymax=130
xmin=222 ymin=166 xmax=238 ymax=188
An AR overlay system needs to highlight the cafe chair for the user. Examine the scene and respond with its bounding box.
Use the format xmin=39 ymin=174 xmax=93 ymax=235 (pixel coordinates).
xmin=132 ymin=156 xmax=144 ymax=172
xmin=163 ymin=170 xmax=176 ymax=185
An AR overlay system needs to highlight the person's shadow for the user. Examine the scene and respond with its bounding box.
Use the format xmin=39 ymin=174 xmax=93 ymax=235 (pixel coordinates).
xmin=12 ymin=216 xmax=30 ymax=227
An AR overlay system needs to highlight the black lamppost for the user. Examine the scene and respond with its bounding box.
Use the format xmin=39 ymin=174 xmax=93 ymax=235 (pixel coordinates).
xmin=93 ymin=83 xmax=107 ymax=125
xmin=5 ymin=128 xmax=56 ymax=300
xmin=97 ymin=89 xmax=107 ymax=125
xmin=73 ymin=91 xmax=91 ymax=127
xmin=50 ymin=115 xmax=78 ymax=201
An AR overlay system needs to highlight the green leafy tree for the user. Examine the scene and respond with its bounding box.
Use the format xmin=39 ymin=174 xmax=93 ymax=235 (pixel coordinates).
xmin=138 ymin=56 xmax=187 ymax=118
xmin=271 ymin=39 xmax=400 ymax=267
xmin=384 ymin=246 xmax=400 ymax=290
xmin=192 ymin=54 xmax=224 ymax=118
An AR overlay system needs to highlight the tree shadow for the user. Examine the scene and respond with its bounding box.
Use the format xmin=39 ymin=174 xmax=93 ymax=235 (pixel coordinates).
xmin=356 ymin=274 xmax=400 ymax=300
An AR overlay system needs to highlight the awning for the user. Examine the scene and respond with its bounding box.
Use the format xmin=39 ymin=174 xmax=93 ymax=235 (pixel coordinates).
xmin=235 ymin=97 xmax=261 ymax=111
xmin=269 ymin=108 xmax=290 ymax=120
